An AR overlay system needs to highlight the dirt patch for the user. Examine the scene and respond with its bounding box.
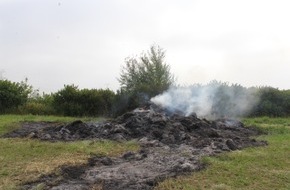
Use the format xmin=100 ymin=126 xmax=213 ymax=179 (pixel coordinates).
xmin=3 ymin=105 xmax=267 ymax=190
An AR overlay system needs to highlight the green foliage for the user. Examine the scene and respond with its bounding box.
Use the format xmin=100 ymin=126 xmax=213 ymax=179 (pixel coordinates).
xmin=0 ymin=78 xmax=32 ymax=113
xmin=17 ymin=93 xmax=55 ymax=115
xmin=53 ymin=85 xmax=115 ymax=116
xmin=1 ymin=68 xmax=290 ymax=117
xmin=251 ymin=87 xmax=290 ymax=117
xmin=53 ymin=84 xmax=82 ymax=116
xmin=117 ymin=45 xmax=175 ymax=113
xmin=119 ymin=45 xmax=175 ymax=96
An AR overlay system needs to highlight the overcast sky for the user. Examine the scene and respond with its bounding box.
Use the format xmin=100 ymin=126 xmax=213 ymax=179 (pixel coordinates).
xmin=1 ymin=0 xmax=290 ymax=93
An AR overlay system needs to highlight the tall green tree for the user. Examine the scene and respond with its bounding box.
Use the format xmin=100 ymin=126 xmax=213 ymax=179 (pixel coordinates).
xmin=115 ymin=45 xmax=175 ymax=114
xmin=119 ymin=45 xmax=175 ymax=99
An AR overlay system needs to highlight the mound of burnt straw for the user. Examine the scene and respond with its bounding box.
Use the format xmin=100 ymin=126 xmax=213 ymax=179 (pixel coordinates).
xmin=4 ymin=107 xmax=265 ymax=150
xmin=4 ymin=107 xmax=267 ymax=190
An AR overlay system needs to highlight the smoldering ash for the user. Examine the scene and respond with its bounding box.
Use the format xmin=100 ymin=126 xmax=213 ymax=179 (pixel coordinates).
xmin=150 ymin=83 xmax=259 ymax=119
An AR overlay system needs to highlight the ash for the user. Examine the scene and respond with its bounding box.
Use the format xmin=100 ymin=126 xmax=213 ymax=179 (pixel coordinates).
xmin=4 ymin=104 xmax=267 ymax=190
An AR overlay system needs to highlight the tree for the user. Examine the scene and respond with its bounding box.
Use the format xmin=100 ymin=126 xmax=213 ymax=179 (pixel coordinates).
xmin=118 ymin=45 xmax=175 ymax=100
xmin=0 ymin=78 xmax=32 ymax=113
xmin=53 ymin=84 xmax=81 ymax=116
xmin=251 ymin=87 xmax=290 ymax=117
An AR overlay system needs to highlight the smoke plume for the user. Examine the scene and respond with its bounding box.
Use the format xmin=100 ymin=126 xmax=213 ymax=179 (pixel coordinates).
xmin=150 ymin=82 xmax=259 ymax=119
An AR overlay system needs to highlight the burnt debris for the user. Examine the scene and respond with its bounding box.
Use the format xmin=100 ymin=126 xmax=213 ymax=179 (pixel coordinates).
xmin=3 ymin=104 xmax=267 ymax=190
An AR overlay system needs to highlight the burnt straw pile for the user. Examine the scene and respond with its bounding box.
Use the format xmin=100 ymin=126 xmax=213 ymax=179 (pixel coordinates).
xmin=4 ymin=104 xmax=267 ymax=190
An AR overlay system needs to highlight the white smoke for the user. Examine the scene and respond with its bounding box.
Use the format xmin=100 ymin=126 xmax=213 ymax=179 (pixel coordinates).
xmin=151 ymin=82 xmax=259 ymax=119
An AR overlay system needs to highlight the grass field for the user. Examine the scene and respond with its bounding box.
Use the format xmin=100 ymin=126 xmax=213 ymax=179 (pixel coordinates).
xmin=155 ymin=117 xmax=290 ymax=190
xmin=0 ymin=115 xmax=139 ymax=190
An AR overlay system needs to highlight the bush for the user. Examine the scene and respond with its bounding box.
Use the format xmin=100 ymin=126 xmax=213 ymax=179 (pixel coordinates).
xmin=17 ymin=102 xmax=55 ymax=115
xmin=52 ymin=85 xmax=115 ymax=116
xmin=17 ymin=93 xmax=55 ymax=115
xmin=0 ymin=79 xmax=32 ymax=113
xmin=251 ymin=87 xmax=290 ymax=117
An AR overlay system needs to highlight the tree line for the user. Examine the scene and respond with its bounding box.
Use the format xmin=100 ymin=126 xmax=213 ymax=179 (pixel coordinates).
xmin=1 ymin=45 xmax=290 ymax=117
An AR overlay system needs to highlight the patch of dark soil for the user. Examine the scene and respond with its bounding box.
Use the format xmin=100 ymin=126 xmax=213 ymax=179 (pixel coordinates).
xmin=21 ymin=164 xmax=90 ymax=190
xmin=3 ymin=105 xmax=267 ymax=190
xmin=2 ymin=121 xmax=62 ymax=139
xmin=2 ymin=120 xmax=99 ymax=141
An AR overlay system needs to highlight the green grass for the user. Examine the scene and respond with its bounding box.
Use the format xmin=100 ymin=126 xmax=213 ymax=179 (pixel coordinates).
xmin=155 ymin=117 xmax=290 ymax=190
xmin=0 ymin=115 xmax=138 ymax=190
xmin=243 ymin=117 xmax=290 ymax=135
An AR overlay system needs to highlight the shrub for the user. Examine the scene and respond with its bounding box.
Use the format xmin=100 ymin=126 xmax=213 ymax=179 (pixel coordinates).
xmin=52 ymin=85 xmax=115 ymax=116
xmin=0 ymin=79 xmax=32 ymax=113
